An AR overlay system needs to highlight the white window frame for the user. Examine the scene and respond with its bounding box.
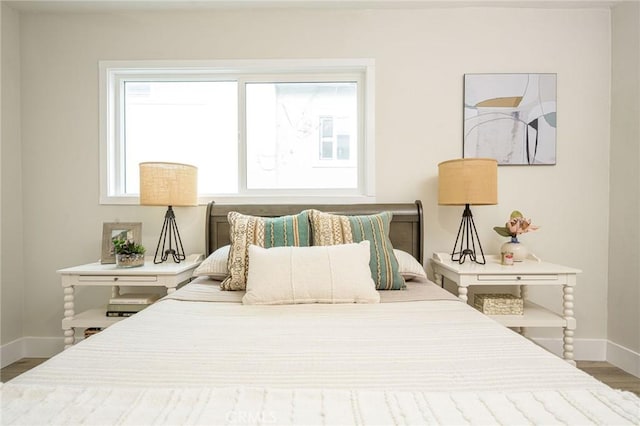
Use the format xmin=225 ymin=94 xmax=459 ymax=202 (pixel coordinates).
xmin=99 ymin=59 xmax=376 ymax=205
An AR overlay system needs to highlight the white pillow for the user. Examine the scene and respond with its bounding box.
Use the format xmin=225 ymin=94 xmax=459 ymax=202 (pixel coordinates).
xmin=192 ymin=245 xmax=425 ymax=282
xmin=393 ymin=249 xmax=426 ymax=281
xmin=192 ymin=245 xmax=230 ymax=280
xmin=242 ymin=241 xmax=380 ymax=305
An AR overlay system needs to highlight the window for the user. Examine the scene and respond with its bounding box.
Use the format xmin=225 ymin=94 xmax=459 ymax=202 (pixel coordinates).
xmin=319 ymin=117 xmax=334 ymax=160
xmin=99 ymin=60 xmax=375 ymax=204
xmin=318 ymin=116 xmax=352 ymax=162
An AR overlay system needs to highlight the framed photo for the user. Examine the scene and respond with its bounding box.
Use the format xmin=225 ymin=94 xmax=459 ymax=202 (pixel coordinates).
xmin=101 ymin=222 xmax=142 ymax=264
xmin=463 ymin=73 xmax=557 ymax=165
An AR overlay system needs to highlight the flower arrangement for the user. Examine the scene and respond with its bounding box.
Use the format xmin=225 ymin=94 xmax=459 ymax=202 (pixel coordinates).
xmin=494 ymin=210 xmax=539 ymax=242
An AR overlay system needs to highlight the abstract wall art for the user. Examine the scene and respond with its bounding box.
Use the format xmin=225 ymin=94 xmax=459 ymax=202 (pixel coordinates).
xmin=463 ymin=73 xmax=557 ymax=165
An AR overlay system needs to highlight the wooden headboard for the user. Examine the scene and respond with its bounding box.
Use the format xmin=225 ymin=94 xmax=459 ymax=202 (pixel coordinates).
xmin=205 ymin=201 xmax=424 ymax=264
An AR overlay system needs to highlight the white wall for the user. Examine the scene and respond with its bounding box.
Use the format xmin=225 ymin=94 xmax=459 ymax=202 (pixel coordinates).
xmin=8 ymin=6 xmax=613 ymax=355
xmin=608 ymin=0 xmax=640 ymax=373
xmin=1 ymin=3 xmax=24 ymax=349
xmin=0 ymin=0 xmax=3 ymax=351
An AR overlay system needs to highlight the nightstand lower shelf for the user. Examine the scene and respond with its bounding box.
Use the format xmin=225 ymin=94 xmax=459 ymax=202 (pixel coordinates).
xmin=488 ymin=300 xmax=572 ymax=328
xmin=61 ymin=308 xmax=123 ymax=329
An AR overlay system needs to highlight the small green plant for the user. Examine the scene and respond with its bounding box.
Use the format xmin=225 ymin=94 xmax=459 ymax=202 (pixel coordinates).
xmin=112 ymin=238 xmax=146 ymax=256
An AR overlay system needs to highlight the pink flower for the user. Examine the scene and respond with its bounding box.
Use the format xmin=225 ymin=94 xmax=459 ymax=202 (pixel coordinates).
xmin=494 ymin=211 xmax=539 ymax=238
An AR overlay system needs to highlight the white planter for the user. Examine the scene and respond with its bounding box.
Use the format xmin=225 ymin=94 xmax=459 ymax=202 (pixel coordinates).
xmin=116 ymin=253 xmax=145 ymax=268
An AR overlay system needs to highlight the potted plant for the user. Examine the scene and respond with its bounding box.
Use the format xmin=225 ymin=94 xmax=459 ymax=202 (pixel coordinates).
xmin=112 ymin=238 xmax=146 ymax=268
xmin=494 ymin=210 xmax=539 ymax=262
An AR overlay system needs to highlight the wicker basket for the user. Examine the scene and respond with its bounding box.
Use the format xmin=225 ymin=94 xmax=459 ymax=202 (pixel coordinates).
xmin=474 ymin=293 xmax=523 ymax=315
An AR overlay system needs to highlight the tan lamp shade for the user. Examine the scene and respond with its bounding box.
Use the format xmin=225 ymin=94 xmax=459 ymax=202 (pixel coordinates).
xmin=139 ymin=162 xmax=198 ymax=206
xmin=438 ymin=158 xmax=498 ymax=206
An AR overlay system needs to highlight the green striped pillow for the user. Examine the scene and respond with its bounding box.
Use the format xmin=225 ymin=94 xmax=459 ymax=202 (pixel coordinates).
xmin=308 ymin=210 xmax=405 ymax=290
xmin=221 ymin=211 xmax=311 ymax=291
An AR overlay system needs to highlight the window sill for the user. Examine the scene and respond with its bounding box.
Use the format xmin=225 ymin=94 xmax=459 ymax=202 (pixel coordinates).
xmin=100 ymin=194 xmax=377 ymax=206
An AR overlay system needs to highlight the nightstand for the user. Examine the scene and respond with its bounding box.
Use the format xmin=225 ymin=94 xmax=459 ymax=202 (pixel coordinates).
xmin=431 ymin=252 xmax=581 ymax=365
xmin=58 ymin=257 xmax=202 ymax=349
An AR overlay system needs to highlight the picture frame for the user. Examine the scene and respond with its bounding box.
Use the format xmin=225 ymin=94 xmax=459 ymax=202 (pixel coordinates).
xmin=463 ymin=73 xmax=557 ymax=165
xmin=101 ymin=222 xmax=142 ymax=264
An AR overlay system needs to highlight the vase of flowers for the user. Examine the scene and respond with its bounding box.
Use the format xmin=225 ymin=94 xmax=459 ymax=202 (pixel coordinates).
xmin=113 ymin=238 xmax=146 ymax=268
xmin=494 ymin=211 xmax=539 ymax=262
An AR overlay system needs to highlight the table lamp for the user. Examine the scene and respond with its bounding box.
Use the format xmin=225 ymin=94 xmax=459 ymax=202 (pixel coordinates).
xmin=139 ymin=162 xmax=198 ymax=264
xmin=438 ymin=158 xmax=497 ymax=264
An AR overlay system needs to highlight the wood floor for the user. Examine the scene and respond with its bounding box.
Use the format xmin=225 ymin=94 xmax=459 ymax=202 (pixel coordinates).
xmin=1 ymin=358 xmax=639 ymax=397
xmin=1 ymin=358 xmax=48 ymax=382
xmin=576 ymin=360 xmax=640 ymax=397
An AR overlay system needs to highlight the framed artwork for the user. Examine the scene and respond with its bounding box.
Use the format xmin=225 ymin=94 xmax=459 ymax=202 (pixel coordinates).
xmin=463 ymin=73 xmax=557 ymax=165
xmin=101 ymin=222 xmax=142 ymax=264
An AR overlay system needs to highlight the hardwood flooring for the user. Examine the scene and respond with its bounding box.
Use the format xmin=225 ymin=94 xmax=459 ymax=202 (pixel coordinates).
xmin=2 ymin=358 xmax=639 ymax=397
xmin=576 ymin=360 xmax=640 ymax=397
xmin=1 ymin=358 xmax=47 ymax=382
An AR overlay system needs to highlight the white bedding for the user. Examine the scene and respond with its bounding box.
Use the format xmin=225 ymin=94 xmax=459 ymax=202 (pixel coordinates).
xmin=2 ymin=278 xmax=639 ymax=425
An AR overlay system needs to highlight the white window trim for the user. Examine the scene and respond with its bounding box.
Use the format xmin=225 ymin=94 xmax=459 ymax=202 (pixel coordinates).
xmin=99 ymin=59 xmax=375 ymax=205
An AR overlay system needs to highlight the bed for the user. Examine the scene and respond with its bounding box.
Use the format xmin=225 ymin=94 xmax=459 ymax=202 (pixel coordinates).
xmin=2 ymin=201 xmax=639 ymax=425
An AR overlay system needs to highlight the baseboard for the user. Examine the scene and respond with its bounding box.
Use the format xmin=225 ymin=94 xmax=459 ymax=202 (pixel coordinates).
xmin=0 ymin=338 xmax=26 ymax=369
xmin=530 ymin=337 xmax=607 ymax=361
xmin=0 ymin=337 xmax=64 ymax=368
xmin=530 ymin=337 xmax=640 ymax=377
xmin=607 ymin=340 xmax=640 ymax=377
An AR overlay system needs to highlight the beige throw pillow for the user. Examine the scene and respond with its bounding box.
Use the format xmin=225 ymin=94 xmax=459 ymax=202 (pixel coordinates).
xmin=242 ymin=241 xmax=380 ymax=305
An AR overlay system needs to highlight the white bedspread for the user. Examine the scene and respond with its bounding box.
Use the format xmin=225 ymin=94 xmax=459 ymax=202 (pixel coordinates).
xmin=2 ymin=280 xmax=639 ymax=425
xmin=3 ymin=384 xmax=638 ymax=425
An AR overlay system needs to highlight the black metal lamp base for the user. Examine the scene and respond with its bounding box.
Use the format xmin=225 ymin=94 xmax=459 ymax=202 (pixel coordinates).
xmin=450 ymin=204 xmax=486 ymax=265
xmin=153 ymin=206 xmax=187 ymax=264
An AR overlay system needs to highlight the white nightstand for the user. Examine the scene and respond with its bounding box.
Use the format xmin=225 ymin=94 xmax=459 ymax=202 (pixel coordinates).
xmin=58 ymin=257 xmax=202 ymax=349
xmin=431 ymin=252 xmax=581 ymax=365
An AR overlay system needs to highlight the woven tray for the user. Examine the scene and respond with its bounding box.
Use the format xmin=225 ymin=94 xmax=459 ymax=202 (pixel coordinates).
xmin=474 ymin=293 xmax=523 ymax=315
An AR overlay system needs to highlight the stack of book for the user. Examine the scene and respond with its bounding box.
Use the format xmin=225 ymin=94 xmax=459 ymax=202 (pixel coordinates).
xmin=84 ymin=327 xmax=102 ymax=339
xmin=106 ymin=293 xmax=160 ymax=317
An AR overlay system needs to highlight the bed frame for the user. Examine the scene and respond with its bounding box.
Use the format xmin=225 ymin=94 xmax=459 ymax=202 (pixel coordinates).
xmin=205 ymin=201 xmax=424 ymax=264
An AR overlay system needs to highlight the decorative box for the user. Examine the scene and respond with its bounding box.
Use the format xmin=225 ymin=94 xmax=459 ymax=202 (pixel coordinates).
xmin=474 ymin=293 xmax=524 ymax=315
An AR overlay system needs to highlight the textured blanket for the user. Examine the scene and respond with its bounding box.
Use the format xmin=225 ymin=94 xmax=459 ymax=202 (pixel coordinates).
xmin=2 ymin=281 xmax=639 ymax=424
xmin=2 ymin=384 xmax=639 ymax=425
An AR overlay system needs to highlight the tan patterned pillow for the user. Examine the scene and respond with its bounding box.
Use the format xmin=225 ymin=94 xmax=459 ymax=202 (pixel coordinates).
xmin=221 ymin=211 xmax=311 ymax=290
xmin=308 ymin=210 xmax=405 ymax=290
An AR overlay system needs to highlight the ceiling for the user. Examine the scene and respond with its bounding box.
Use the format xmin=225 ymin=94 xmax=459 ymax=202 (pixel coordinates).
xmin=3 ymin=0 xmax=621 ymax=13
